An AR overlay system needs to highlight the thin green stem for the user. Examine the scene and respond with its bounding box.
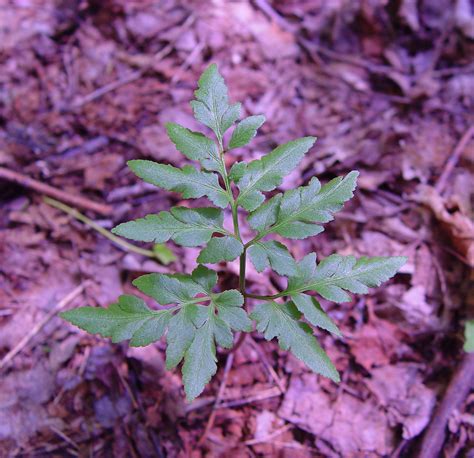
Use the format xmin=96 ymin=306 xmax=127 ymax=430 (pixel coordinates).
xmin=186 ymin=295 xmax=211 ymax=305
xmin=244 ymin=234 xmax=262 ymax=249
xmin=218 ymin=144 xmax=234 ymax=211
xmin=215 ymin=139 xmax=250 ymax=355
xmin=244 ymin=292 xmax=283 ymax=300
xmin=231 ymin=202 xmax=241 ymax=239
xmin=244 ymin=227 xmax=270 ymax=249
xmin=239 ymin=248 xmax=247 ymax=294
xmin=166 ymin=295 xmax=212 ymax=314
xmin=44 ymin=196 xmax=157 ymax=259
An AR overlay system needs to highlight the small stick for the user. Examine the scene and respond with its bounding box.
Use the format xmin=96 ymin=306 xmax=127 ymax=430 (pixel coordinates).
xmin=0 ymin=283 xmax=86 ymax=370
xmin=0 ymin=166 xmax=113 ymax=215
xmin=248 ymin=336 xmax=285 ymax=393
xmin=253 ymin=0 xmax=297 ymax=32
xmin=70 ymin=42 xmax=173 ymax=110
xmin=185 ymin=386 xmax=281 ymax=413
xmin=69 ymin=15 xmax=195 ymax=110
xmin=218 ymin=386 xmax=281 ymax=409
xmin=50 ymin=425 xmax=80 ymax=451
xmin=252 ymin=0 xmax=323 ymax=66
xmin=418 ymin=352 xmax=474 ymax=458
xmin=198 ymin=352 xmax=235 ymax=444
xmin=116 ymin=364 xmax=165 ymax=458
xmin=171 ymin=41 xmax=205 ymax=84
xmin=244 ymin=424 xmax=292 ymax=446
xmin=435 ymin=124 xmax=474 ymax=195
xmin=70 ymin=69 xmax=144 ymax=109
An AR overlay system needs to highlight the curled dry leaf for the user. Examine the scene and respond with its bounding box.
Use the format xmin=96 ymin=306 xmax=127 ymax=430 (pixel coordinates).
xmin=414 ymin=185 xmax=474 ymax=267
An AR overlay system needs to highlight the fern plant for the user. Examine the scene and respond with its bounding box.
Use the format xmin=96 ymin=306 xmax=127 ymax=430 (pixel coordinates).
xmin=62 ymin=64 xmax=406 ymax=401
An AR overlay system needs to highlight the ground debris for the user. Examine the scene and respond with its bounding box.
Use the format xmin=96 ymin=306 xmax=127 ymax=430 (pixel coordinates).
xmin=1 ymin=0 xmax=473 ymax=455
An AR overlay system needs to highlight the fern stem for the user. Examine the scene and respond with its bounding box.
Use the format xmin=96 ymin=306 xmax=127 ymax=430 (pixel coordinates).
xmin=231 ymin=202 xmax=241 ymax=239
xmin=43 ymin=196 xmax=156 ymax=259
xmin=244 ymin=292 xmax=282 ymax=300
xmin=239 ymin=248 xmax=247 ymax=294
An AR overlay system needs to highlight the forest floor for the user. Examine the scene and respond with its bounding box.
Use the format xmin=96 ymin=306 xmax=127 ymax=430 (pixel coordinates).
xmin=0 ymin=0 xmax=473 ymax=457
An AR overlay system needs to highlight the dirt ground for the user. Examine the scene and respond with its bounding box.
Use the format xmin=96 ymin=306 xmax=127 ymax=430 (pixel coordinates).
xmin=0 ymin=0 xmax=473 ymax=456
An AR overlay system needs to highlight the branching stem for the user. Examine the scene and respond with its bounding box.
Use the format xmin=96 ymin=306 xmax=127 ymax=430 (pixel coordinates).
xmin=218 ymin=142 xmax=250 ymax=354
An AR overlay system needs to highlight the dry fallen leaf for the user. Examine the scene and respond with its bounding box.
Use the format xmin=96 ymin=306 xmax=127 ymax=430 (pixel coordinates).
xmin=279 ymin=374 xmax=396 ymax=456
xmin=414 ymin=185 xmax=474 ymax=267
xmin=366 ymin=364 xmax=436 ymax=439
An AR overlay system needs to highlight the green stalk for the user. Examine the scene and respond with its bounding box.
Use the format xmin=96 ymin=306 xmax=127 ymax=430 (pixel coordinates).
xmin=218 ymin=149 xmax=245 ymax=296
xmin=44 ymin=196 xmax=157 ymax=259
xmin=244 ymin=292 xmax=282 ymax=300
xmin=217 ymin=140 xmax=249 ymax=355
xmin=239 ymin=248 xmax=246 ymax=294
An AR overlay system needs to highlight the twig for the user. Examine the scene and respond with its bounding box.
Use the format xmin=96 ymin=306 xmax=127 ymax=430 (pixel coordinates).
xmin=70 ymin=69 xmax=144 ymax=109
xmin=43 ymin=196 xmax=159 ymax=260
xmin=244 ymin=424 xmax=292 ymax=446
xmin=117 ymin=364 xmax=165 ymax=458
xmin=69 ymin=14 xmax=195 ymax=110
xmin=218 ymin=386 xmax=281 ymax=409
xmin=224 ymin=330 xmax=247 ymax=355
xmin=198 ymin=352 xmax=235 ymax=444
xmin=0 ymin=166 xmax=113 ymax=215
xmin=0 ymin=283 xmax=86 ymax=370
xmin=435 ymin=125 xmax=474 ymax=195
xmin=253 ymin=0 xmax=297 ymax=33
xmin=70 ymin=44 xmax=172 ymax=110
xmin=50 ymin=426 xmax=80 ymax=451
xmin=419 ymin=352 xmax=474 ymax=458
xmin=185 ymin=386 xmax=281 ymax=413
xmin=52 ymin=135 xmax=109 ymax=160
xmin=171 ymin=41 xmax=205 ymax=84
xmin=253 ymin=0 xmax=399 ymax=76
xmin=252 ymin=0 xmax=323 ymax=66
xmin=433 ymin=62 xmax=474 ymax=77
xmin=248 ymin=336 xmax=286 ymax=393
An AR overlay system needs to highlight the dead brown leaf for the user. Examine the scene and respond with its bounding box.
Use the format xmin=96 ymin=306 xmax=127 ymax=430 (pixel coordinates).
xmin=414 ymin=185 xmax=474 ymax=266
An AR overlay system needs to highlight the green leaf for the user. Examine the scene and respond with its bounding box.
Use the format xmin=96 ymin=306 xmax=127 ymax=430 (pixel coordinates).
xmin=246 ymin=194 xmax=282 ymax=233
xmin=166 ymin=303 xmax=202 ymax=369
xmin=286 ymin=253 xmax=407 ymax=303
xmin=236 ymin=137 xmax=316 ymax=211
xmin=251 ymin=301 xmax=339 ymax=382
xmin=213 ymin=290 xmax=251 ymax=332
xmin=229 ymin=161 xmax=247 ymax=182
xmin=112 ymin=212 xmax=178 ymax=243
xmin=152 ymin=243 xmax=176 ymax=265
xmin=191 ymin=264 xmax=218 ymax=292
xmin=248 ymin=240 xmax=297 ymax=276
xmin=166 ymin=123 xmax=222 ymax=173
xmin=133 ymin=273 xmax=204 ymax=305
xmin=130 ymin=311 xmax=172 ymax=346
xmin=229 ymin=115 xmax=265 ymax=149
xmin=182 ymin=319 xmax=217 ymax=401
xmin=177 ymin=290 xmax=250 ymax=400
xmin=127 ymin=160 xmax=229 ymax=208
xmin=464 ymin=320 xmax=474 ymax=352
xmin=190 ymin=64 xmax=241 ymax=143
xmin=112 ymin=207 xmax=226 ymax=247
xmin=61 ymin=295 xmax=170 ymax=346
xmin=291 ymin=294 xmax=342 ymax=337
xmin=197 ymin=236 xmax=244 ymax=263
xmin=171 ymin=207 xmax=226 ymax=246
xmin=249 ymin=171 xmax=358 ymax=238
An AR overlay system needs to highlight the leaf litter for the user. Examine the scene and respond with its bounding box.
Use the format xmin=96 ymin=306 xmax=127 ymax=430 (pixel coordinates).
xmin=0 ymin=0 xmax=473 ymax=456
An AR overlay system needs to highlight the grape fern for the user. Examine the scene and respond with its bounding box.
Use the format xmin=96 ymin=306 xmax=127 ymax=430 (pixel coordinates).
xmin=62 ymin=64 xmax=406 ymax=401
